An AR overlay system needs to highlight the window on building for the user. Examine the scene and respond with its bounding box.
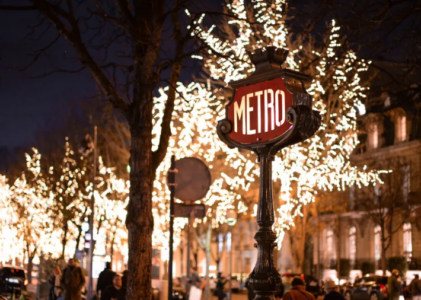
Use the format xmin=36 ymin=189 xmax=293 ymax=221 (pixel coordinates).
xmin=402 ymin=164 xmax=410 ymax=202
xmin=349 ymin=227 xmax=357 ymax=265
xmin=236 ymin=231 xmax=242 ymax=251
xmin=326 ymin=229 xmax=334 ymax=263
xmin=374 ymin=184 xmax=381 ymax=205
xmin=369 ymin=123 xmax=379 ymax=149
xmin=403 ymin=223 xmax=412 ymax=261
xmin=226 ymin=232 xmax=232 ymax=251
xmin=397 ymin=116 xmax=407 ymax=142
xmin=218 ymin=233 xmax=224 ymax=253
xmin=349 ymin=185 xmax=355 ymax=210
xmin=374 ymin=226 xmax=381 ymax=262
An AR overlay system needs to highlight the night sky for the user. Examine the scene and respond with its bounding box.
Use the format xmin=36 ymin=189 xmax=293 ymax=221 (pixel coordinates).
xmin=0 ymin=10 xmax=96 ymax=151
xmin=0 ymin=1 xmax=414 ymax=153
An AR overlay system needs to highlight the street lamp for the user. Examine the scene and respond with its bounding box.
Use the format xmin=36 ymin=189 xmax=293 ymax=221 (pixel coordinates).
xmin=226 ymin=208 xmax=237 ymax=300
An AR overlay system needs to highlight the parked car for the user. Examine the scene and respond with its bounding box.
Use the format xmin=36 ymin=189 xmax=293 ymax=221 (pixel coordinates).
xmin=0 ymin=265 xmax=28 ymax=299
xmin=281 ymin=274 xmax=321 ymax=298
xmin=344 ymin=275 xmax=389 ymax=300
xmin=172 ymin=290 xmax=185 ymax=300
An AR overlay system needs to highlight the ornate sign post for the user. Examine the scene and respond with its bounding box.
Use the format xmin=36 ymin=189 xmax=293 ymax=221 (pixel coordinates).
xmin=217 ymin=46 xmax=321 ymax=300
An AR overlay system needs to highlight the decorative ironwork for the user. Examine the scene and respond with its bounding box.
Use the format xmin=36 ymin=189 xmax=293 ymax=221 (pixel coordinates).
xmin=217 ymin=46 xmax=321 ymax=299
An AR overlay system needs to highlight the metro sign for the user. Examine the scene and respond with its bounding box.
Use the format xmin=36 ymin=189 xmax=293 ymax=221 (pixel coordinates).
xmin=216 ymin=46 xmax=321 ymax=300
xmin=227 ymin=77 xmax=292 ymax=144
xmin=217 ymin=46 xmax=320 ymax=151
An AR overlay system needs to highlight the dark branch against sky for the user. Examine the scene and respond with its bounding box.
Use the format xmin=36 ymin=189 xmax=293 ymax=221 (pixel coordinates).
xmin=0 ymin=8 xmax=96 ymax=150
xmin=0 ymin=0 xmax=419 ymax=153
xmin=0 ymin=0 xmax=222 ymax=153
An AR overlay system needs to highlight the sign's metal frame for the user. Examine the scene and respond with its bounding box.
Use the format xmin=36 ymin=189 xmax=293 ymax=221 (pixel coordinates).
xmin=217 ymin=47 xmax=320 ymax=156
xmin=217 ymin=46 xmax=321 ymax=300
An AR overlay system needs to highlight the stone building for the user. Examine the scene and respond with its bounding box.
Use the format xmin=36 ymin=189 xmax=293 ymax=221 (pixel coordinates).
xmin=311 ymin=89 xmax=421 ymax=283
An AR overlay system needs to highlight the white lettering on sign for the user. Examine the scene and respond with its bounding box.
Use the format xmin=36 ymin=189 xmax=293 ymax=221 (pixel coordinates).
xmin=255 ymin=90 xmax=263 ymax=133
xmin=234 ymin=96 xmax=246 ymax=134
xmin=233 ymin=89 xmax=286 ymax=135
xmin=275 ymin=90 xmax=286 ymax=127
xmin=246 ymin=93 xmax=256 ymax=135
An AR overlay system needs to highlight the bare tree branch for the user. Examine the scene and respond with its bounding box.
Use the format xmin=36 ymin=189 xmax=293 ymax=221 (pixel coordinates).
xmin=30 ymin=0 xmax=129 ymax=115
xmin=152 ymin=0 xmax=185 ymax=170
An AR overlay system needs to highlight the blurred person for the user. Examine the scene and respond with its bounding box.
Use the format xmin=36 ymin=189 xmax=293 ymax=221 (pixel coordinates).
xmin=283 ymin=272 xmax=293 ymax=294
xmin=101 ymin=274 xmax=126 ymax=300
xmin=121 ymin=270 xmax=128 ymax=290
xmin=97 ymin=262 xmax=116 ymax=298
xmin=324 ymin=281 xmax=345 ymax=300
xmin=215 ymin=272 xmax=227 ymax=300
xmin=186 ymin=266 xmax=204 ymax=299
xmin=283 ymin=277 xmax=315 ymax=300
xmin=49 ymin=266 xmax=62 ymax=300
xmin=354 ymin=276 xmax=360 ymax=284
xmin=409 ymin=274 xmax=421 ymax=300
xmin=275 ymin=290 xmax=284 ymax=300
xmin=388 ymin=269 xmax=401 ymax=300
xmin=61 ymin=258 xmax=85 ymax=300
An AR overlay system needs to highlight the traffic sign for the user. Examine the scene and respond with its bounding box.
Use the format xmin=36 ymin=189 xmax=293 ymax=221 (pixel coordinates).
xmin=168 ymin=157 xmax=211 ymax=202
xmin=174 ymin=203 xmax=206 ymax=218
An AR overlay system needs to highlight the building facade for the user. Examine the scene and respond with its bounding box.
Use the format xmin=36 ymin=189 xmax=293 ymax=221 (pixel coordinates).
xmin=311 ymin=92 xmax=421 ymax=282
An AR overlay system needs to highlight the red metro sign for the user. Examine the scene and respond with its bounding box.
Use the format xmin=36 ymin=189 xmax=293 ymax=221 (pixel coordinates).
xmin=227 ymin=77 xmax=293 ymax=144
xmin=216 ymin=47 xmax=321 ymax=300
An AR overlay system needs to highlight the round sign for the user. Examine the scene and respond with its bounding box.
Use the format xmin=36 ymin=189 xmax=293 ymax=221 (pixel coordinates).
xmin=168 ymin=157 xmax=211 ymax=201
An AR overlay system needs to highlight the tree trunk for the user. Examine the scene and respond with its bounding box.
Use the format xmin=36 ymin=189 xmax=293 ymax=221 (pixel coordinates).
xmin=180 ymin=235 xmax=184 ymax=275
xmin=38 ymin=252 xmax=44 ymax=282
xmin=193 ymin=251 xmax=198 ymax=268
xmin=110 ymin=229 xmax=117 ymax=265
xmin=74 ymin=225 xmax=83 ymax=259
xmin=317 ymin=205 xmax=321 ymax=280
xmin=205 ymin=225 xmax=211 ymax=300
xmin=291 ymin=207 xmax=308 ymax=273
xmin=381 ymin=241 xmax=387 ymax=275
xmin=238 ymin=249 xmax=243 ymax=286
xmin=336 ymin=218 xmax=341 ymax=278
xmin=125 ymin=101 xmax=154 ymax=300
xmin=27 ymin=255 xmax=34 ymax=284
xmin=62 ymin=223 xmax=69 ymax=258
xmin=381 ymin=226 xmax=387 ymax=275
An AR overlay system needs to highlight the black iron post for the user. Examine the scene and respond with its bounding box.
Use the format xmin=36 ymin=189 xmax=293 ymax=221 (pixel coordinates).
xmin=168 ymin=155 xmax=175 ymax=300
xmin=88 ymin=126 xmax=97 ymax=300
xmin=186 ymin=215 xmax=191 ymax=278
xmin=247 ymin=148 xmax=279 ymax=300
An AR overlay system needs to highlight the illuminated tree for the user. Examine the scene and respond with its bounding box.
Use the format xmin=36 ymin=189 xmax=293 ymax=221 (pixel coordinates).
xmin=0 ymin=175 xmax=22 ymax=265
xmin=94 ymin=157 xmax=129 ymax=262
xmin=0 ymin=1 xmax=218 ymax=297
xmin=134 ymin=1 xmax=390 ymax=277
xmin=41 ymin=138 xmax=92 ymax=258
xmin=188 ymin=0 xmax=387 ymax=245
xmin=0 ymin=145 xmax=130 ymax=268
xmin=9 ymin=150 xmax=56 ymax=283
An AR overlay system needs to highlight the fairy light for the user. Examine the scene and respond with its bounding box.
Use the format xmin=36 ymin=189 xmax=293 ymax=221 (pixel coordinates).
xmin=0 ymin=141 xmax=131 ymax=263
xmin=186 ymin=0 xmax=383 ymax=248
xmin=0 ymin=0 xmax=385 ymax=262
